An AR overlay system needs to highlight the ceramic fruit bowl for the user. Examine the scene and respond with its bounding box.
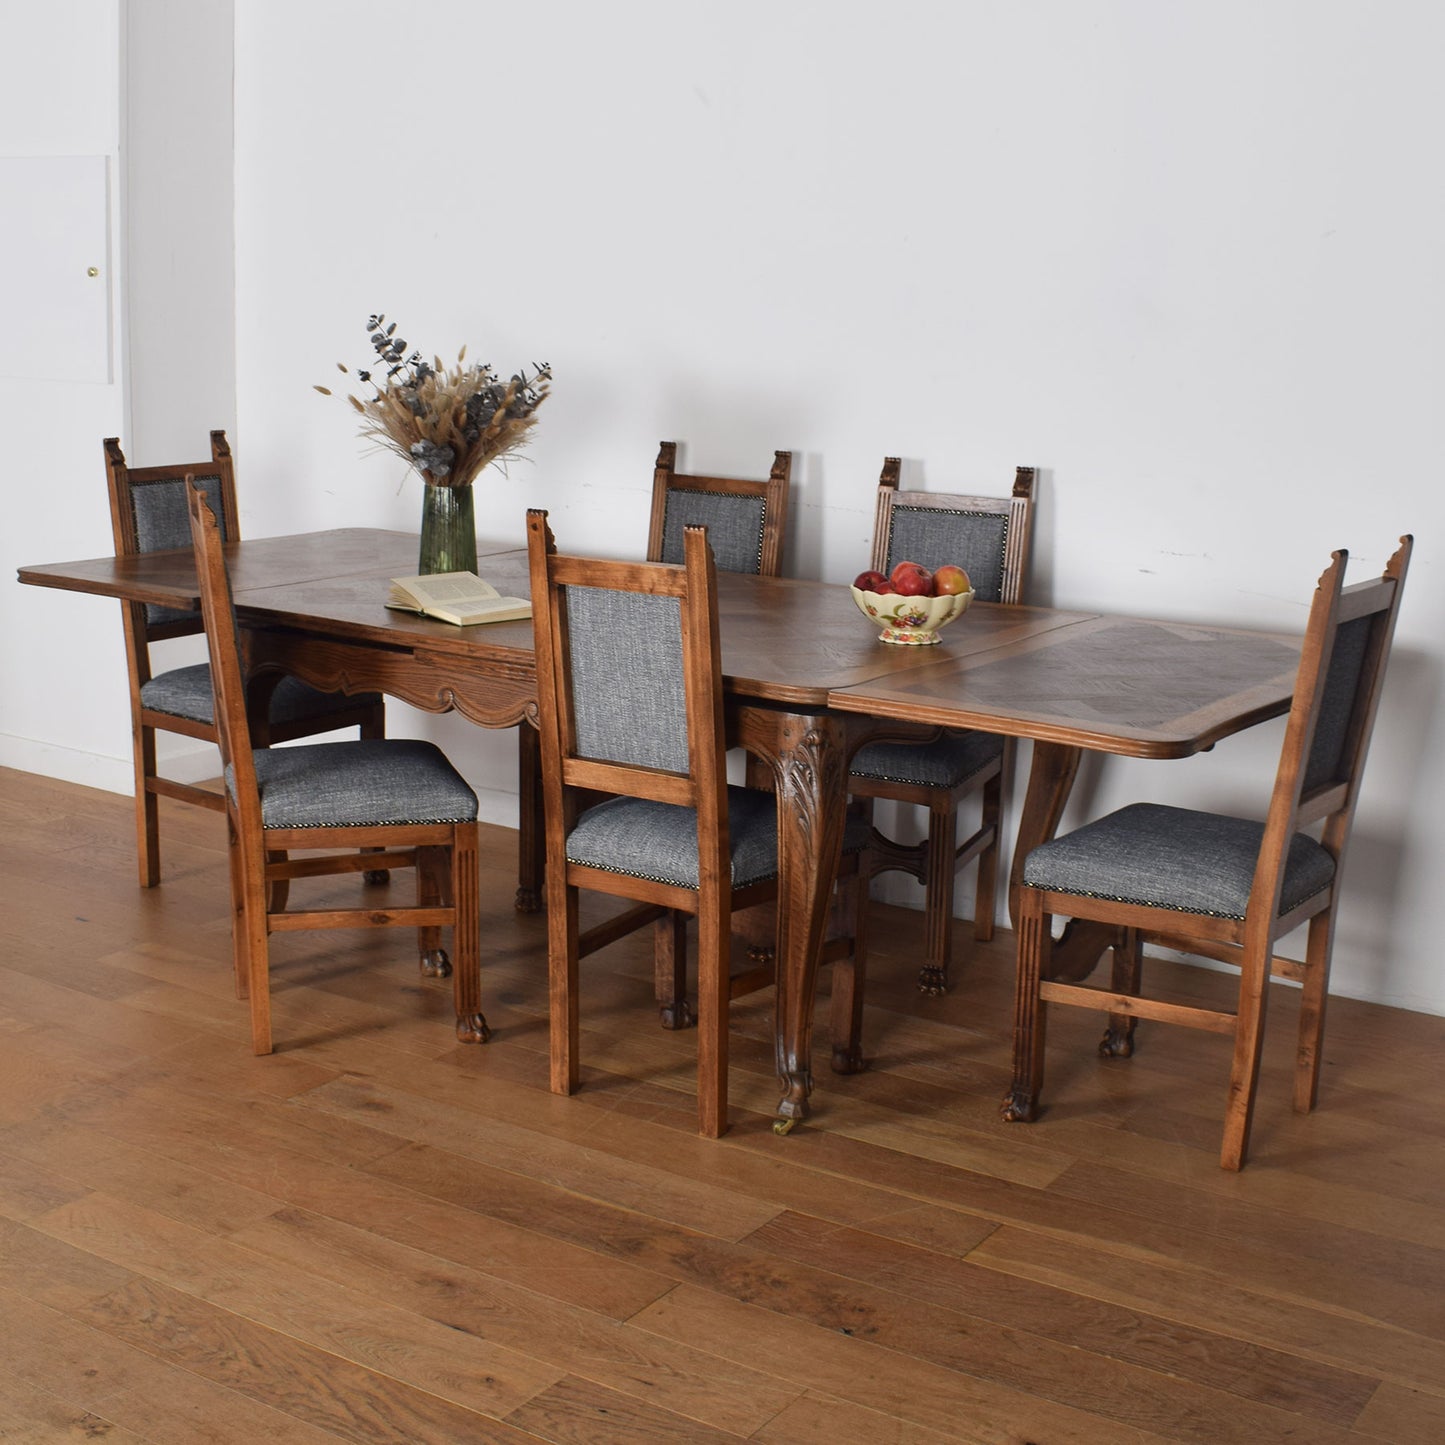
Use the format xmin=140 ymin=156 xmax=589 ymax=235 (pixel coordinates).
xmin=850 ymin=585 xmax=974 ymax=645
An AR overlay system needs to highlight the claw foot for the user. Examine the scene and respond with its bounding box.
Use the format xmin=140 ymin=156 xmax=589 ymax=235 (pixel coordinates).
xmin=456 ymin=1011 xmax=491 ymax=1044
xmin=1000 ymin=1085 xmax=1038 ymax=1123
xmin=514 ymin=887 xmax=543 ymax=913
xmin=1099 ymin=1025 xmax=1136 ymax=1058
xmin=658 ymin=1001 xmax=695 ymax=1031
xmin=830 ymin=1044 xmax=869 ymax=1075
xmin=421 ymin=949 xmax=452 ymax=979
xmin=916 ymin=965 xmax=949 ymax=996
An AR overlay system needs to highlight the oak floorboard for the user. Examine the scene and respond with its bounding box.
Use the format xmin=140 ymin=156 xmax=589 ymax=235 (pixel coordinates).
xmin=0 ymin=1218 xmax=548 ymax=1442
xmin=746 ymin=1208 xmax=1375 ymax=1426
xmin=633 ymin=1284 xmax=1178 ymax=1445
xmin=0 ymin=1286 xmax=348 ymax=1444
xmin=296 ymin=1072 xmax=786 ymax=1241
xmin=750 ymin=1389 xmax=973 ymax=1445
xmin=969 ymin=1225 xmax=1445 ymax=1400
xmin=6 ymin=768 xmax=1445 ymax=1443
xmin=503 ymin=1374 xmax=749 ymax=1442
xmin=354 ymin=1140 xmax=1355 ymax=1443
xmin=0 ymin=1365 xmax=150 ymax=1445
xmin=227 ymin=1205 xmax=802 ymax=1437
xmin=32 ymin=1189 xmax=565 ymax=1417
xmin=37 ymin=1081 xmax=675 ymax=1322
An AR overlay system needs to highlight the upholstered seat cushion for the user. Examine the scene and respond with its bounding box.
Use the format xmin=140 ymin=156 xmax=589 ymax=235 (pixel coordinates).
xmin=1022 ymin=802 xmax=1336 ymax=920
xmin=567 ymin=786 xmax=871 ymax=889
xmin=850 ymin=728 xmax=1004 ymax=789
xmin=567 ymin=786 xmax=778 ymax=888
xmin=141 ymin=662 xmax=383 ymax=727
xmin=226 ymin=739 xmax=478 ymax=829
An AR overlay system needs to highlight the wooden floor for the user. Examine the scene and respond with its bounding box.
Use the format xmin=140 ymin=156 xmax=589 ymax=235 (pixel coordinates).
xmin=3 ymin=766 xmax=1444 ymax=1444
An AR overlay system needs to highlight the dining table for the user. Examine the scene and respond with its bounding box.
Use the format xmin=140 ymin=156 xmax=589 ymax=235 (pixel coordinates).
xmin=19 ymin=528 xmax=1304 ymax=1131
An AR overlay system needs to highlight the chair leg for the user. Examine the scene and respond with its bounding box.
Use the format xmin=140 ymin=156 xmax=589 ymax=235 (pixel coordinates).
xmin=226 ymin=819 xmax=249 ymax=1000
xmin=1293 ymin=909 xmax=1334 ymax=1114
xmin=972 ymin=768 xmax=1003 ymax=943
xmin=829 ymin=869 xmax=869 ymax=1074
xmin=134 ymin=725 xmax=161 ymax=888
xmin=918 ymin=799 xmax=959 ymax=995
xmin=417 ymin=845 xmax=452 ymax=979
xmin=265 ymin=850 xmax=291 ymax=915
xmin=1220 ymin=935 xmax=1274 ymax=1171
xmin=1100 ymin=928 xmax=1142 ymax=1057
xmin=360 ymin=705 xmax=391 ymax=883
xmin=448 ymin=825 xmax=489 ymax=1043
xmin=654 ymin=911 xmax=694 ymax=1029
xmin=1002 ymin=890 xmax=1050 ymax=1122
xmin=548 ymin=877 xmax=580 ymax=1096
xmin=695 ymin=899 xmax=730 ymax=1138
xmin=515 ymin=724 xmax=545 ymax=913
xmin=239 ymin=847 xmax=273 ymax=1055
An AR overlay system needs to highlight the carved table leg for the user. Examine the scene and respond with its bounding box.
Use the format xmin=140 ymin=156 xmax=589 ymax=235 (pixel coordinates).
xmin=736 ymin=706 xmax=855 ymax=1133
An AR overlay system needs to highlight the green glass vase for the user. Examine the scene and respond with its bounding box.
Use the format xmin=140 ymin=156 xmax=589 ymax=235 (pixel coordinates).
xmin=417 ymin=482 xmax=478 ymax=575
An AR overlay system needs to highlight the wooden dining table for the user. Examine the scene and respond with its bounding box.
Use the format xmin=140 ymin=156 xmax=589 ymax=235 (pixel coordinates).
xmin=19 ymin=528 xmax=1304 ymax=1131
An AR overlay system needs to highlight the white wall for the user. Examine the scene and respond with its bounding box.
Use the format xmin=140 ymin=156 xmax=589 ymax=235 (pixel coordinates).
xmin=5 ymin=2 xmax=1441 ymax=1015
xmin=0 ymin=0 xmax=128 ymax=788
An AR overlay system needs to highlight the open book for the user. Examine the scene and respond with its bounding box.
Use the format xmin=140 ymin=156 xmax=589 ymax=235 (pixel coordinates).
xmin=386 ymin=571 xmax=532 ymax=627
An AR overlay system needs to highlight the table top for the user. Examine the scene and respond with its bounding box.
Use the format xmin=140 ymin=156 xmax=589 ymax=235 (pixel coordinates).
xmin=19 ymin=527 xmax=1301 ymax=758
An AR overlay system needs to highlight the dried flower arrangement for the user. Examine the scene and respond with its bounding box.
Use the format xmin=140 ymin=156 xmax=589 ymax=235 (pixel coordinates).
xmin=316 ymin=315 xmax=551 ymax=489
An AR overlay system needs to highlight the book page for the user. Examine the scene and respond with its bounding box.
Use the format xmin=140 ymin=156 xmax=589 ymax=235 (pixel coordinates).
xmin=386 ymin=571 xmax=531 ymax=626
xmin=388 ymin=572 xmax=500 ymax=610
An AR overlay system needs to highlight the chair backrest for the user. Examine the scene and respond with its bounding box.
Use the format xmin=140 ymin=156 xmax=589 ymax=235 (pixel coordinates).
xmin=105 ymin=431 xmax=239 ymax=639
xmin=1249 ymin=536 xmax=1412 ymax=925
xmin=528 ymin=507 xmax=728 ymax=849
xmin=871 ymin=459 xmax=1036 ymax=605
xmin=647 ymin=440 xmax=791 ymax=578
xmin=184 ymin=478 xmax=261 ymax=816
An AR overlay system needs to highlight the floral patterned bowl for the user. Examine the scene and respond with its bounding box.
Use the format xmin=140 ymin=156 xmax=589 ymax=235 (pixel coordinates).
xmin=850 ymin=585 xmax=974 ymax=645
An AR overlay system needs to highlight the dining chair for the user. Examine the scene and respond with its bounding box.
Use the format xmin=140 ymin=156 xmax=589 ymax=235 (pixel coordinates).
xmin=527 ymin=508 xmax=866 ymax=1136
xmin=104 ymin=433 xmax=387 ymax=887
xmin=648 ymin=440 xmax=791 ymax=577
xmin=847 ymin=458 xmax=1037 ymax=994
xmin=514 ymin=439 xmax=792 ymax=917
xmin=1003 ymin=537 xmax=1412 ymax=1170
xmin=185 ymin=479 xmax=487 ymax=1056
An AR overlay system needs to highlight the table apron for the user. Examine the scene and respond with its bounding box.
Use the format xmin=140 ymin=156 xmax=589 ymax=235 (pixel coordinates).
xmin=244 ymin=626 xmax=538 ymax=730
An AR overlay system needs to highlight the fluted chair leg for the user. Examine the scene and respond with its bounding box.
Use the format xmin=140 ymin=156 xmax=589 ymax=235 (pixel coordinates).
xmin=972 ymin=768 xmax=1003 ymax=942
xmin=919 ymin=801 xmax=959 ymax=996
xmin=1100 ymin=928 xmax=1142 ymax=1057
xmin=1002 ymin=890 xmax=1050 ymax=1123
xmin=654 ymin=911 xmax=693 ymax=1029
xmin=135 ymin=727 xmax=161 ymax=889
xmin=1294 ymin=909 xmax=1335 ymax=1114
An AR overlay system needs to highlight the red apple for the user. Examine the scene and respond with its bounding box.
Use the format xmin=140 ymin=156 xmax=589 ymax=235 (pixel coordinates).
xmin=853 ymin=569 xmax=889 ymax=593
xmin=933 ymin=564 xmax=971 ymax=596
xmin=889 ymin=560 xmax=934 ymax=596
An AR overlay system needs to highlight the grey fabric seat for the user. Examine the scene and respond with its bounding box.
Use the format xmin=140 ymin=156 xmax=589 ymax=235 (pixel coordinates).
xmin=143 ymin=662 xmax=384 ymax=727
xmin=1022 ymin=802 xmax=1336 ymax=920
xmin=568 ymin=790 xmax=870 ymax=891
xmin=851 ymin=729 xmax=1004 ymax=790
xmin=228 ymin=739 xmax=479 ymax=830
